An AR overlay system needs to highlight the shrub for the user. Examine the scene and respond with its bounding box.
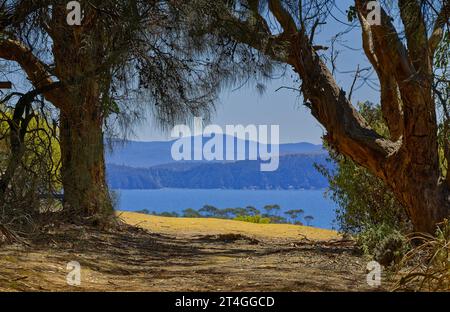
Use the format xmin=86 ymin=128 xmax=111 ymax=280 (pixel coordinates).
xmin=234 ymin=215 xmax=271 ymax=224
xmin=158 ymin=212 xmax=179 ymax=218
xmin=316 ymin=102 xmax=410 ymax=235
xmin=374 ymin=231 xmax=410 ymax=267
xmin=356 ymin=222 xmax=410 ymax=266
xmin=182 ymin=208 xmax=201 ymax=218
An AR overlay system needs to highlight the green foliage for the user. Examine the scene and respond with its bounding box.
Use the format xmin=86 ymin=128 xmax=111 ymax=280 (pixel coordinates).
xmin=234 ymin=215 xmax=271 ymax=224
xmin=317 ymin=102 xmax=409 ymax=234
xmin=285 ymin=209 xmax=304 ymax=224
xmin=159 ymin=212 xmax=180 ymax=218
xmin=265 ymin=215 xmax=288 ymax=224
xmin=245 ymin=206 xmax=261 ymax=216
xmin=228 ymin=208 xmax=247 ymax=218
xmin=199 ymin=205 xmax=221 ymax=217
xmin=316 ymin=102 xmax=412 ymax=265
xmin=357 ymin=222 xmax=409 ymax=266
xmin=303 ymin=215 xmax=314 ymax=226
xmin=0 ymin=106 xmax=61 ymax=175
xmin=0 ymin=99 xmax=61 ymax=218
xmin=182 ymin=208 xmax=202 ymax=218
xmin=143 ymin=204 xmax=304 ymax=225
xmin=263 ymin=204 xmax=280 ymax=216
xmin=151 ymin=211 xmax=179 ymax=218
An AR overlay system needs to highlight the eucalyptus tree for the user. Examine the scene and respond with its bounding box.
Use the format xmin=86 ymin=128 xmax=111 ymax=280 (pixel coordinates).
xmin=0 ymin=0 xmax=267 ymax=223
xmin=184 ymin=0 xmax=450 ymax=233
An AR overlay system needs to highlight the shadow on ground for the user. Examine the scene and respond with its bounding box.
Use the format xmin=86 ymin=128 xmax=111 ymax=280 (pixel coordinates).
xmin=0 ymin=223 xmax=384 ymax=291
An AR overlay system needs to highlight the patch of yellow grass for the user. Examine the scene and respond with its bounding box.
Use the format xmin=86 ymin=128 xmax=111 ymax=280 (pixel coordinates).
xmin=117 ymin=211 xmax=340 ymax=241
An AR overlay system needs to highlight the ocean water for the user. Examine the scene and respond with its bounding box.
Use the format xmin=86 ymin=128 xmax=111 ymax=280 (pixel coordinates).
xmin=114 ymin=188 xmax=337 ymax=230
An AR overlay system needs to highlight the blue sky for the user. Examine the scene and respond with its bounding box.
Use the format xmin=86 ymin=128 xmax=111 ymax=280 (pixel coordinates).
xmin=2 ymin=0 xmax=380 ymax=145
xmin=136 ymin=1 xmax=379 ymax=144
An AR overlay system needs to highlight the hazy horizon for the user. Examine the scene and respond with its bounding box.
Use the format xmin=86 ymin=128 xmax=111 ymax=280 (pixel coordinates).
xmin=109 ymin=133 xmax=324 ymax=145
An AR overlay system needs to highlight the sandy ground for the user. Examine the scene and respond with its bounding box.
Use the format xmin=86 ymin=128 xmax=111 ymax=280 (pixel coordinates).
xmin=0 ymin=212 xmax=385 ymax=292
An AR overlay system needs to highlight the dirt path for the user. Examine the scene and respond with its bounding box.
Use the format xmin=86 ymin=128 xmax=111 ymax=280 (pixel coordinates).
xmin=0 ymin=213 xmax=384 ymax=291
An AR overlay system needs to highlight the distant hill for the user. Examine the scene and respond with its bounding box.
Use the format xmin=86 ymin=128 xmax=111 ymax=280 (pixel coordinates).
xmin=107 ymin=153 xmax=331 ymax=190
xmin=106 ymin=140 xmax=177 ymax=168
xmin=106 ymin=136 xmax=325 ymax=168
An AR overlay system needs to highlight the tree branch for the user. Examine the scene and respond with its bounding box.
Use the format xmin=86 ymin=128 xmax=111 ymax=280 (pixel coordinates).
xmin=399 ymin=0 xmax=430 ymax=73
xmin=268 ymin=0 xmax=298 ymax=34
xmin=289 ymin=31 xmax=400 ymax=179
xmin=357 ymin=9 xmax=404 ymax=140
xmin=0 ymin=38 xmax=64 ymax=107
xmin=218 ymin=8 xmax=293 ymax=63
xmin=429 ymin=0 xmax=450 ymax=54
xmin=355 ymin=0 xmax=441 ymax=189
xmin=355 ymin=0 xmax=414 ymax=82
xmin=220 ymin=2 xmax=401 ymax=180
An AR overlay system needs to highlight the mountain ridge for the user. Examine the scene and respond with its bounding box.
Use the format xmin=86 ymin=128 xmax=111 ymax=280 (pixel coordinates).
xmin=106 ymin=136 xmax=325 ymax=168
xmin=107 ymin=153 xmax=331 ymax=190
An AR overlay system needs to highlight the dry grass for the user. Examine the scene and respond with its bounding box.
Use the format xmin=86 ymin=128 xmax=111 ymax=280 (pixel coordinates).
xmin=117 ymin=211 xmax=341 ymax=241
xmin=0 ymin=212 xmax=376 ymax=292
xmin=393 ymin=220 xmax=450 ymax=291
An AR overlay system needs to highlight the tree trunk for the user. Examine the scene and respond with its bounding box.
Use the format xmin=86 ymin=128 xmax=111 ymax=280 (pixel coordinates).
xmin=215 ymin=0 xmax=450 ymax=234
xmin=59 ymin=98 xmax=113 ymax=223
xmin=398 ymin=179 xmax=449 ymax=234
xmin=50 ymin=8 xmax=114 ymax=224
xmin=387 ymin=153 xmax=449 ymax=234
xmin=288 ymin=32 xmax=449 ymax=234
xmin=0 ymin=5 xmax=115 ymax=224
